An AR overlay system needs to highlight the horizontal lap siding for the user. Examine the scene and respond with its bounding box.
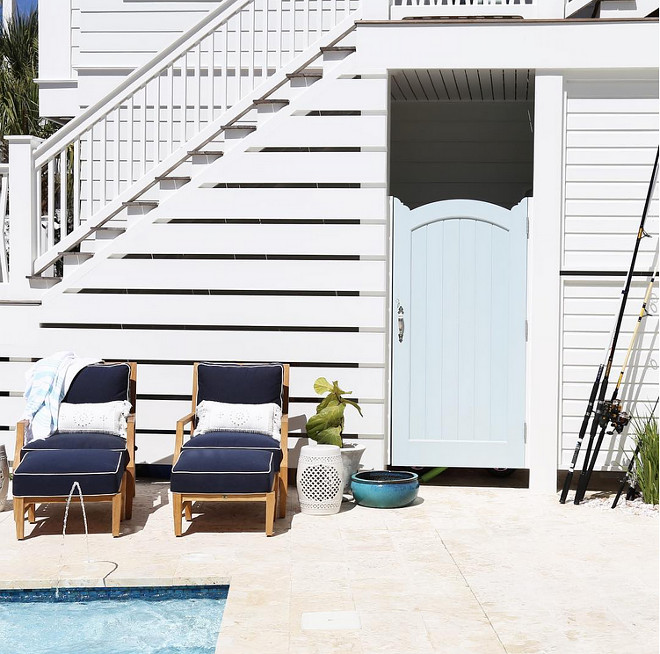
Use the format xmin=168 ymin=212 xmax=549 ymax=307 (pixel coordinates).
xmin=21 ymin=72 xmax=390 ymax=465
xmin=560 ymin=78 xmax=659 ymax=470
xmin=74 ymin=1 xmax=215 ymax=80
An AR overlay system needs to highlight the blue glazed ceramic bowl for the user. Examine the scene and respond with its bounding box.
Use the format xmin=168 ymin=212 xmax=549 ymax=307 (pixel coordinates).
xmin=351 ymin=470 xmax=419 ymax=508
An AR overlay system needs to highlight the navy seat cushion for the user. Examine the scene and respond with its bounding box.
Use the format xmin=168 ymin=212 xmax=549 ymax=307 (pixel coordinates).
xmin=22 ymin=432 xmax=128 ymax=457
xmin=183 ymin=431 xmax=281 ymax=452
xmin=13 ymin=449 xmax=128 ymax=497
xmin=63 ymin=363 xmax=131 ymax=404
xmin=197 ymin=363 xmax=283 ymax=407
xmin=170 ymin=448 xmax=281 ymax=494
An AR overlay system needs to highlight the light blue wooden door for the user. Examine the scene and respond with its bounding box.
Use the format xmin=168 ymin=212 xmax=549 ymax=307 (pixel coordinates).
xmin=392 ymin=198 xmax=527 ymax=468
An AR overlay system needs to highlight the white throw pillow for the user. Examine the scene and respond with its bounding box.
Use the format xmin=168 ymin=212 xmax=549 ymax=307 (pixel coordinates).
xmin=195 ymin=401 xmax=282 ymax=441
xmin=57 ymin=400 xmax=132 ymax=438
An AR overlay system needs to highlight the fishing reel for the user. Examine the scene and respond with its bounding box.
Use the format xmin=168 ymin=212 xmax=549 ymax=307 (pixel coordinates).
xmin=597 ymin=400 xmax=630 ymax=435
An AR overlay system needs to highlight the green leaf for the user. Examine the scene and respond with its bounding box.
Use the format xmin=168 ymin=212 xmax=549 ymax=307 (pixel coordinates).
xmin=313 ymin=377 xmax=334 ymax=395
xmin=312 ymin=426 xmax=343 ymax=447
xmin=305 ymin=404 xmax=346 ymax=443
xmin=317 ymin=395 xmax=340 ymax=412
xmin=342 ymin=398 xmax=363 ymax=417
xmin=332 ymin=381 xmax=351 ymax=396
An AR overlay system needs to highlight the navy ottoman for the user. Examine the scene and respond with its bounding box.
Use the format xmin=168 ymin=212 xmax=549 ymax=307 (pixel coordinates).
xmin=12 ymin=449 xmax=129 ymax=539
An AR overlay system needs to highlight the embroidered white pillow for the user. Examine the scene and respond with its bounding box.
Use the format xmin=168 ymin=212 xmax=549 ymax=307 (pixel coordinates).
xmin=196 ymin=401 xmax=282 ymax=441
xmin=57 ymin=400 xmax=132 ymax=438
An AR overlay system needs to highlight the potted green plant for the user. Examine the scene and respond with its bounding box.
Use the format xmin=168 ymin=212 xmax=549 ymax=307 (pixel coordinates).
xmin=305 ymin=377 xmax=365 ymax=493
xmin=631 ymin=413 xmax=658 ymax=505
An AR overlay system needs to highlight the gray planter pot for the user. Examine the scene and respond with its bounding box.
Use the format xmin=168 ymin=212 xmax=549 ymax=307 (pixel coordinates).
xmin=340 ymin=444 xmax=366 ymax=495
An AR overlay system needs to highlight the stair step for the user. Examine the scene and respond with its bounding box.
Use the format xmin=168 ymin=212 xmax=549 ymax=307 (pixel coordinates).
xmin=221 ymin=124 xmax=258 ymax=132
xmin=320 ymin=46 xmax=357 ymax=53
xmin=27 ymin=275 xmax=62 ymax=289
xmin=95 ymin=226 xmax=126 ymax=237
xmin=60 ymin=251 xmax=94 ymax=262
xmin=155 ymin=175 xmax=192 ymax=183
xmin=122 ymin=201 xmax=159 ymax=208
xmin=253 ymin=98 xmax=290 ymax=105
xmin=188 ymin=150 xmax=224 ymax=157
xmin=287 ymin=69 xmax=323 ymax=79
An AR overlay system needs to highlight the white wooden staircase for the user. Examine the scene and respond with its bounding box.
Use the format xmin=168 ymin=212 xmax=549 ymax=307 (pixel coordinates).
xmin=3 ymin=0 xmax=363 ymax=296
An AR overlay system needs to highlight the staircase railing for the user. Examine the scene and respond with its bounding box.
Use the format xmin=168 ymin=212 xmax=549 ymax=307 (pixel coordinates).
xmin=389 ymin=0 xmax=567 ymax=18
xmin=31 ymin=0 xmax=358 ymax=269
xmin=0 ymin=164 xmax=8 ymax=283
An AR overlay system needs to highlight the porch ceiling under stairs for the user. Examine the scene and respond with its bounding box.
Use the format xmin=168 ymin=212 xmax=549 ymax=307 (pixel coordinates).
xmin=390 ymin=69 xmax=535 ymax=102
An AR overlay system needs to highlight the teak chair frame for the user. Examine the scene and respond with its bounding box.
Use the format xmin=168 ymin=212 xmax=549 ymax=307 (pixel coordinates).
xmin=172 ymin=362 xmax=289 ymax=537
xmin=13 ymin=361 xmax=138 ymax=539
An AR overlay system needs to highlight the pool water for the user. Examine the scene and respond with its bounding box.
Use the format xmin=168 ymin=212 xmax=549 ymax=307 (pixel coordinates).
xmin=0 ymin=585 xmax=228 ymax=654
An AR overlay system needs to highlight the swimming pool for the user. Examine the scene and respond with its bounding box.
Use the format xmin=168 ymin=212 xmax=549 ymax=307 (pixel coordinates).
xmin=0 ymin=585 xmax=228 ymax=654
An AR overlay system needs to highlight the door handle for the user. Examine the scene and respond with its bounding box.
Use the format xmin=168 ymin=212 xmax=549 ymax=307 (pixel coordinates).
xmin=397 ymin=304 xmax=405 ymax=343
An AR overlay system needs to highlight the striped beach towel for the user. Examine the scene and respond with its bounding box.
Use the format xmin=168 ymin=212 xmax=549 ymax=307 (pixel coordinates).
xmin=21 ymin=352 xmax=100 ymax=443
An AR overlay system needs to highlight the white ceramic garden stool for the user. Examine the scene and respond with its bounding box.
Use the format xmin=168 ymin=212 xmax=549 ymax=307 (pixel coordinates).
xmin=297 ymin=444 xmax=344 ymax=515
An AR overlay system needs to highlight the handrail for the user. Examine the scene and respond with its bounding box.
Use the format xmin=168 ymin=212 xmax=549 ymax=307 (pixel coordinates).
xmin=390 ymin=0 xmax=543 ymax=19
xmin=31 ymin=0 xmax=358 ymax=269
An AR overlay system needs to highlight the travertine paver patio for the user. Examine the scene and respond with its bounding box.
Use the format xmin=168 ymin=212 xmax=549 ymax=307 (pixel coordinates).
xmin=0 ymin=481 xmax=657 ymax=653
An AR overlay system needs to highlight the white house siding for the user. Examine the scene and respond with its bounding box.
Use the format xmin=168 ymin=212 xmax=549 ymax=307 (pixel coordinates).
xmin=38 ymin=0 xmax=219 ymax=116
xmin=560 ymin=76 xmax=659 ymax=469
xmin=1 ymin=57 xmax=390 ymax=468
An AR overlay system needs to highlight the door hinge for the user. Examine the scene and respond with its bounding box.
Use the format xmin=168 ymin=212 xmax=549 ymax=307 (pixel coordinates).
xmin=525 ymin=319 xmax=528 ymax=342
xmin=526 ymin=216 xmax=530 ymax=239
xmin=524 ymin=422 xmax=527 ymax=443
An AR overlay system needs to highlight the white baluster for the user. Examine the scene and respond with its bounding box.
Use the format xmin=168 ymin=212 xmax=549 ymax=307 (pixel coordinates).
xmin=223 ymin=22 xmax=229 ymax=112
xmin=73 ymin=140 xmax=80 ymax=228
xmin=128 ymin=96 xmax=134 ymax=184
xmin=47 ymin=158 xmax=55 ymax=249
xmin=208 ymin=33 xmax=216 ymax=123
xmin=262 ymin=0 xmax=268 ymax=83
xmin=87 ymin=125 xmax=93 ymax=220
xmin=168 ymin=67 xmax=174 ymax=155
xmin=59 ymin=150 xmax=67 ymax=237
xmin=141 ymin=85 xmax=148 ymax=176
xmin=114 ymin=107 xmax=121 ymax=198
xmin=195 ymin=42 xmax=202 ymax=134
xmin=100 ymin=120 xmax=107 ymax=207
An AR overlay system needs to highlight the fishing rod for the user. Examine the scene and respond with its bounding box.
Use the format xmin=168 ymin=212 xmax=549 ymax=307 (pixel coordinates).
xmin=611 ymin=398 xmax=659 ymax=509
xmin=574 ymin=270 xmax=658 ymax=504
xmin=559 ymin=327 xmax=612 ymax=503
xmin=559 ymin=147 xmax=659 ymax=504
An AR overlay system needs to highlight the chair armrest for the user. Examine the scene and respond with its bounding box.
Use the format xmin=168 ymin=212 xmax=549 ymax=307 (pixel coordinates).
xmin=14 ymin=419 xmax=28 ymax=471
xmin=280 ymin=415 xmax=289 ymax=468
xmin=126 ymin=413 xmax=136 ymax=465
xmin=175 ymin=412 xmax=196 ymax=460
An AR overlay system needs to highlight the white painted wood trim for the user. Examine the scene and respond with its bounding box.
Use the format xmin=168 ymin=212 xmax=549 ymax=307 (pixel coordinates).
xmin=527 ymin=73 xmax=564 ymax=493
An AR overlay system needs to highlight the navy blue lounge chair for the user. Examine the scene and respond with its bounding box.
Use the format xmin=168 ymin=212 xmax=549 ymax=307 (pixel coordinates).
xmin=170 ymin=363 xmax=289 ymax=537
xmin=13 ymin=362 xmax=137 ymax=539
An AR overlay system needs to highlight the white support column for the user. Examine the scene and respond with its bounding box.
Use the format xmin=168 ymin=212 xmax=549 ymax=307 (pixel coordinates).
xmin=6 ymin=136 xmax=42 ymax=292
xmin=2 ymin=0 xmax=15 ymax=29
xmin=527 ymin=73 xmax=564 ymax=494
xmin=362 ymin=0 xmax=390 ymax=20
